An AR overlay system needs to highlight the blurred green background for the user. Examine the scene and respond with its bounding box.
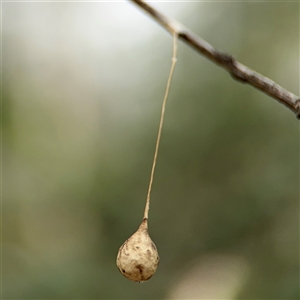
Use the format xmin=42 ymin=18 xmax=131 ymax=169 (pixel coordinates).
xmin=2 ymin=1 xmax=299 ymax=299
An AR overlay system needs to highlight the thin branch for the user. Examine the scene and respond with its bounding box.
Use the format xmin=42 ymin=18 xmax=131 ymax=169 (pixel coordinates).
xmin=130 ymin=0 xmax=300 ymax=119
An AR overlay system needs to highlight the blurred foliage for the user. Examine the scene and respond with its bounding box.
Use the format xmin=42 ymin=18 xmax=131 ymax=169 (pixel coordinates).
xmin=2 ymin=1 xmax=299 ymax=299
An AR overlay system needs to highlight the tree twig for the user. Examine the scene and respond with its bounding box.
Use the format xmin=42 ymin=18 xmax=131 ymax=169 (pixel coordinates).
xmin=130 ymin=0 xmax=300 ymax=119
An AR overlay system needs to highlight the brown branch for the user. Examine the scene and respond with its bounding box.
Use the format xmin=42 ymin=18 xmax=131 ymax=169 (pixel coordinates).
xmin=130 ymin=0 xmax=300 ymax=119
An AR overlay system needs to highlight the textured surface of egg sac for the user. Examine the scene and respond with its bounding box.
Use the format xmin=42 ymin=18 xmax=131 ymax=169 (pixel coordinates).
xmin=116 ymin=219 xmax=160 ymax=282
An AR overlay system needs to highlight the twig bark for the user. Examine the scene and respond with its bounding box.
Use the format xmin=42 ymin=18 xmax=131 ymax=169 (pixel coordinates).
xmin=130 ymin=0 xmax=300 ymax=119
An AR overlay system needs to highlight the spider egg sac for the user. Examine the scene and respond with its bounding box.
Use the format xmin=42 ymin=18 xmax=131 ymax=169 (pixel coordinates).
xmin=116 ymin=218 xmax=160 ymax=282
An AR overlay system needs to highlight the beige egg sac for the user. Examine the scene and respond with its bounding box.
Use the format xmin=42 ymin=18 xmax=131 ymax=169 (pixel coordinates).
xmin=116 ymin=34 xmax=178 ymax=283
xmin=116 ymin=219 xmax=160 ymax=282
